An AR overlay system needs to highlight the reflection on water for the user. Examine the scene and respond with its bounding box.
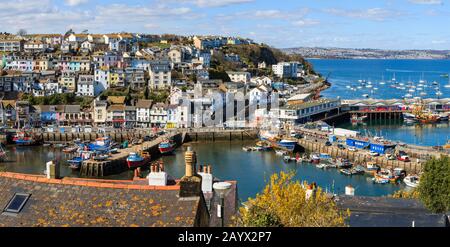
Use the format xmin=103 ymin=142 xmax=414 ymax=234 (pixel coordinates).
xmin=0 ymin=141 xmax=405 ymax=201
xmin=1 ymin=145 xmax=135 ymax=180
xmin=159 ymin=142 xmax=404 ymax=201
xmin=339 ymin=119 xmax=450 ymax=146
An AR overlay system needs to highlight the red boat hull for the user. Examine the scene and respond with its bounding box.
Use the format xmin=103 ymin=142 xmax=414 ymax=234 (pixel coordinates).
xmin=126 ymin=157 xmax=150 ymax=169
xmin=159 ymin=146 xmax=175 ymax=154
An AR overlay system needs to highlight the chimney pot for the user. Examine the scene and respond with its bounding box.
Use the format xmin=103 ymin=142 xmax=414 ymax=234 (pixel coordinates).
xmin=184 ymin=146 xmax=196 ymax=177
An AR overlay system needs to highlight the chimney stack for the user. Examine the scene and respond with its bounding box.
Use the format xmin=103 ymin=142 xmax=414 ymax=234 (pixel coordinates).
xmin=184 ymin=146 xmax=196 ymax=177
xmin=147 ymin=160 xmax=168 ymax=186
xmin=179 ymin=146 xmax=202 ymax=197
xmin=46 ymin=160 xmax=60 ymax=179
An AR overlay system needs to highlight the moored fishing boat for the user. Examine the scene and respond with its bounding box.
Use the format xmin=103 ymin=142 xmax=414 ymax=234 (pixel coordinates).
xmin=255 ymin=141 xmax=272 ymax=151
xmin=259 ymin=130 xmax=297 ymax=151
xmin=310 ymin=153 xmax=320 ymax=164
xmin=158 ymin=139 xmax=176 ymax=154
xmin=283 ymin=155 xmax=291 ymax=162
xmin=403 ymin=175 xmax=420 ymax=188
xmin=62 ymin=146 xmax=78 ymax=153
xmin=375 ymin=168 xmax=399 ymax=183
xmin=67 ymin=157 xmax=84 ymax=170
xmin=13 ymin=131 xmax=37 ymax=146
xmin=337 ymin=158 xmax=352 ymax=168
xmin=364 ymin=162 xmax=380 ymax=175
xmin=126 ymin=152 xmax=151 ymax=169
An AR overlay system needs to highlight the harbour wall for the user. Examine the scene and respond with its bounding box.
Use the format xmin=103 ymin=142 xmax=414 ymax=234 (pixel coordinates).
xmin=181 ymin=129 xmax=258 ymax=142
xmin=80 ymin=132 xmax=182 ymax=177
xmin=77 ymin=129 xmax=256 ymax=178
xmin=297 ymin=139 xmax=422 ymax=173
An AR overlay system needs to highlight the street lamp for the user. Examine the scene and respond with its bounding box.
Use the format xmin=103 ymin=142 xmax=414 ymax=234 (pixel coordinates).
xmin=213 ymin=182 xmax=232 ymax=227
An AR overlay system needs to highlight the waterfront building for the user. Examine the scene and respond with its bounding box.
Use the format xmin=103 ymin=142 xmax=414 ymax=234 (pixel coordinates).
xmin=168 ymin=48 xmax=184 ymax=63
xmin=4 ymin=59 xmax=33 ymax=72
xmin=226 ymin=71 xmax=251 ymax=84
xmin=106 ymin=104 xmax=126 ymax=128
xmin=166 ymin=104 xmax=179 ymax=129
xmin=108 ymin=68 xmax=126 ymax=87
xmin=24 ymin=40 xmax=48 ymax=53
xmin=93 ymin=100 xmax=107 ymax=126
xmin=136 ymin=99 xmax=153 ymax=128
xmin=76 ymin=75 xmax=95 ymax=96
xmin=274 ymin=98 xmax=341 ymax=125
xmin=32 ymin=59 xmax=52 ymax=71
xmin=0 ymin=39 xmax=24 ymax=52
xmin=272 ymin=62 xmax=301 ymax=79
xmin=0 ymin=100 xmax=16 ymax=127
xmin=58 ymin=71 xmax=77 ymax=93
xmin=287 ymin=93 xmax=313 ymax=105
xmin=250 ymin=76 xmax=272 ymax=86
xmin=67 ymin=33 xmax=88 ymax=42
xmin=148 ymin=60 xmax=172 ymax=89
xmin=125 ymin=105 xmax=136 ymax=129
xmin=258 ymin=61 xmax=267 ymax=69
xmin=150 ymin=102 xmax=168 ymax=127
xmin=193 ymin=36 xmax=227 ymax=50
xmin=94 ymin=68 xmax=110 ymax=92
xmin=125 ymin=67 xmax=146 ymax=89
xmin=15 ymin=101 xmax=31 ymax=128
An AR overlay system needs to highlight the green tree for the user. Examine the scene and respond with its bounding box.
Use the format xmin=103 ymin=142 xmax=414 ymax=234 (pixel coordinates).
xmin=418 ymin=156 xmax=450 ymax=213
xmin=234 ymin=171 xmax=348 ymax=227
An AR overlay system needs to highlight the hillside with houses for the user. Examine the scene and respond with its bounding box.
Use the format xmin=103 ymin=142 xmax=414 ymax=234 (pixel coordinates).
xmin=0 ymin=31 xmax=326 ymax=129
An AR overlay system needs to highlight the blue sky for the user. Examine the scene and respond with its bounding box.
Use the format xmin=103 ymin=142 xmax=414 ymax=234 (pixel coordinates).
xmin=1 ymin=0 xmax=450 ymax=49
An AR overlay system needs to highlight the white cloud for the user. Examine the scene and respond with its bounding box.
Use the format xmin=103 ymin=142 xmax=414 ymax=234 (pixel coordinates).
xmin=292 ymin=19 xmax=320 ymax=27
xmin=186 ymin=0 xmax=254 ymax=7
xmin=408 ymin=0 xmax=443 ymax=5
xmin=65 ymin=0 xmax=89 ymax=6
xmin=325 ymin=8 xmax=404 ymax=21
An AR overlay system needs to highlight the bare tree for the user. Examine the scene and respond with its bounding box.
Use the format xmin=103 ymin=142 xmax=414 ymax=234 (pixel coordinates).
xmin=17 ymin=29 xmax=27 ymax=36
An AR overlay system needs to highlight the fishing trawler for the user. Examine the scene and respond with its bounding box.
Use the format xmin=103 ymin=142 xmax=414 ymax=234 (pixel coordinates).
xmin=13 ymin=131 xmax=38 ymax=146
xmin=351 ymin=114 xmax=367 ymax=124
xmin=259 ymin=130 xmax=297 ymax=151
xmin=158 ymin=139 xmax=176 ymax=154
xmin=404 ymin=99 xmax=441 ymax=124
xmin=126 ymin=152 xmax=151 ymax=168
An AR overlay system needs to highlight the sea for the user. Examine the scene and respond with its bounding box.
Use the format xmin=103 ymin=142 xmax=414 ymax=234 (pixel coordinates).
xmin=309 ymin=59 xmax=450 ymax=147
xmin=309 ymin=59 xmax=450 ymax=100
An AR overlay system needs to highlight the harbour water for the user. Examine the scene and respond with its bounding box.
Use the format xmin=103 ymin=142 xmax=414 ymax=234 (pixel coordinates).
xmin=0 ymin=142 xmax=406 ymax=201
xmin=310 ymin=59 xmax=450 ymax=146
xmin=339 ymin=120 xmax=450 ymax=147
xmin=161 ymin=142 xmax=405 ymax=200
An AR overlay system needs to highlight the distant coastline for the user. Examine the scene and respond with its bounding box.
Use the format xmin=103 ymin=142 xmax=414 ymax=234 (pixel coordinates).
xmin=282 ymin=47 xmax=450 ymax=60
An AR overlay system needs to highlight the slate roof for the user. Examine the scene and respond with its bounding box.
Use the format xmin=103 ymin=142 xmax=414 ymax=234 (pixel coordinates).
xmin=0 ymin=172 xmax=203 ymax=227
xmin=336 ymin=195 xmax=449 ymax=227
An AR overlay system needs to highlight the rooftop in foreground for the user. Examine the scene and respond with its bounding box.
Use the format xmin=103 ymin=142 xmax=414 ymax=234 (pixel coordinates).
xmin=0 ymin=172 xmax=203 ymax=227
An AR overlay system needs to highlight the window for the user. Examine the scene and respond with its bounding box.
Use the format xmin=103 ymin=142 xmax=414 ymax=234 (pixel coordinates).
xmin=3 ymin=193 xmax=31 ymax=214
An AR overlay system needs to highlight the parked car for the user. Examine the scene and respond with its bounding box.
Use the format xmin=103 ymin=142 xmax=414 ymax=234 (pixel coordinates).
xmin=397 ymin=155 xmax=410 ymax=162
xmin=337 ymin=144 xmax=346 ymax=150
xmin=325 ymin=141 xmax=332 ymax=146
xmin=369 ymin=151 xmax=379 ymax=156
xmin=348 ymin=147 xmax=357 ymax=152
